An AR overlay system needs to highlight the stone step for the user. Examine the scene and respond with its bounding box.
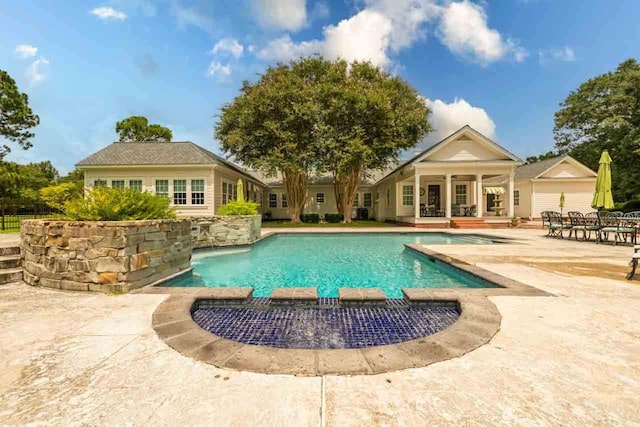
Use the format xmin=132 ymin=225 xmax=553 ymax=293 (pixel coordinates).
xmin=0 ymin=268 xmax=23 ymax=285
xmin=0 ymin=246 xmax=20 ymax=256
xmin=0 ymin=255 xmax=21 ymax=269
xmin=449 ymin=219 xmax=491 ymax=229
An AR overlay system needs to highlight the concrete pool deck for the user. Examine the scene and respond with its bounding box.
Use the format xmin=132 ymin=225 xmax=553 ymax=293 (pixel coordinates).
xmin=1 ymin=229 xmax=640 ymax=425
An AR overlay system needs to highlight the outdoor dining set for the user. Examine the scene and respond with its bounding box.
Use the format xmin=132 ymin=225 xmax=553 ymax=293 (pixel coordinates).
xmin=541 ymin=210 xmax=640 ymax=245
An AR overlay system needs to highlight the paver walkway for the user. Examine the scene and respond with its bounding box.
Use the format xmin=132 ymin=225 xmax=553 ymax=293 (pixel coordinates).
xmin=1 ymin=229 xmax=639 ymax=425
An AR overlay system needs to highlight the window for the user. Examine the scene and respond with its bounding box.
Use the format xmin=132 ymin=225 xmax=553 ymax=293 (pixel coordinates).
xmin=173 ymin=179 xmax=187 ymax=205
xmin=111 ymin=180 xmax=125 ymax=189
xmin=455 ymin=184 xmax=467 ymax=205
xmin=94 ymin=179 xmax=107 ymax=188
xmin=363 ymin=192 xmax=372 ymax=208
xmin=129 ymin=180 xmax=142 ymax=192
xmin=316 ymin=192 xmax=325 ymax=204
xmin=402 ymin=185 xmax=413 ymax=206
xmin=514 ymin=190 xmax=520 ymax=206
xmin=191 ymin=179 xmax=205 ymax=205
xmin=222 ymin=182 xmax=229 ymax=205
xmin=281 ymin=193 xmax=288 ymax=208
xmin=352 ymin=193 xmax=359 ymax=208
xmin=155 ymin=180 xmax=168 ymax=198
xmin=268 ymin=193 xmax=277 ymax=208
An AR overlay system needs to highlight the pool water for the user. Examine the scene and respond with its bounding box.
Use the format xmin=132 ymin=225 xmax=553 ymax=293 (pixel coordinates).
xmin=167 ymin=232 xmax=497 ymax=298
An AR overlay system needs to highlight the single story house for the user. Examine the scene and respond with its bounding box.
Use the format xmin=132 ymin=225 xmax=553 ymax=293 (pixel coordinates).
xmin=76 ymin=141 xmax=268 ymax=216
xmin=77 ymin=126 xmax=597 ymax=226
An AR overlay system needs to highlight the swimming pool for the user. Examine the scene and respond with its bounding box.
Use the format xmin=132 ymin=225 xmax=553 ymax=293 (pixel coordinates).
xmin=165 ymin=232 xmax=498 ymax=298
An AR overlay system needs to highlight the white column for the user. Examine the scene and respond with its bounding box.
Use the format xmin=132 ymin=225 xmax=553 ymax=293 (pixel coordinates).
xmin=508 ymin=173 xmax=515 ymax=217
xmin=445 ymin=174 xmax=452 ymax=219
xmin=414 ymin=174 xmax=420 ymax=218
xmin=476 ymin=174 xmax=483 ymax=218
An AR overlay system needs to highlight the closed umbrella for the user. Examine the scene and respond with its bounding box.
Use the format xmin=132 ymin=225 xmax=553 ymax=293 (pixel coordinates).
xmin=560 ymin=192 xmax=565 ymax=218
xmin=591 ymin=150 xmax=615 ymax=210
xmin=237 ymin=179 xmax=245 ymax=202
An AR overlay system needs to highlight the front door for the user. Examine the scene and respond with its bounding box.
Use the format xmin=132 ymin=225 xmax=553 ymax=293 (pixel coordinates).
xmin=486 ymin=194 xmax=495 ymax=212
xmin=427 ymin=185 xmax=440 ymax=210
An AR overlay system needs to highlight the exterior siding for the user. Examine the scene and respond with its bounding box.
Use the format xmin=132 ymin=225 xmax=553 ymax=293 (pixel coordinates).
xmin=83 ymin=166 xmax=215 ymax=217
xmin=265 ymin=184 xmax=375 ymax=220
xmin=426 ymin=138 xmax=508 ymax=162
xmin=213 ymin=166 xmax=267 ymax=214
xmin=532 ymin=180 xmax=596 ymax=218
xmin=514 ymin=181 xmax=532 ymax=219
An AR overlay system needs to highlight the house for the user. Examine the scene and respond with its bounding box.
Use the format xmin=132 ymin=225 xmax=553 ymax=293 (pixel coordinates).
xmin=76 ymin=126 xmax=597 ymax=226
xmin=76 ymin=141 xmax=268 ymax=216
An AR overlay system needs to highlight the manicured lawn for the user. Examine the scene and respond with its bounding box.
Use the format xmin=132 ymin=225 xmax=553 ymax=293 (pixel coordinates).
xmin=262 ymin=220 xmax=394 ymax=228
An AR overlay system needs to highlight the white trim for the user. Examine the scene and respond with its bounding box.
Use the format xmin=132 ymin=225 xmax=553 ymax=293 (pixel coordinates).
xmin=413 ymin=126 xmax=522 ymax=164
xmin=534 ymin=156 xmax=598 ymax=179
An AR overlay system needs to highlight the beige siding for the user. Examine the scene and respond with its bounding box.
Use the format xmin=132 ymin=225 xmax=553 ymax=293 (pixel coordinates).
xmin=213 ymin=166 xmax=267 ymax=214
xmin=514 ymin=181 xmax=532 ymax=219
xmin=532 ymin=180 xmax=596 ymax=218
xmin=83 ymin=166 xmax=215 ymax=217
xmin=540 ymin=161 xmax=593 ymax=179
xmin=426 ymin=137 xmax=510 ymax=162
xmin=372 ymin=179 xmax=398 ymax=221
xmin=265 ymin=184 xmax=374 ymax=220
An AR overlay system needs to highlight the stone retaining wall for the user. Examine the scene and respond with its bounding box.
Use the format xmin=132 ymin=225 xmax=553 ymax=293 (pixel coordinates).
xmin=191 ymin=215 xmax=261 ymax=248
xmin=21 ymin=219 xmax=191 ymax=293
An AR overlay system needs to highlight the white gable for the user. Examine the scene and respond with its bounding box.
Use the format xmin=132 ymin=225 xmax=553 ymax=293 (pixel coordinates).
xmin=423 ymin=135 xmax=513 ymax=162
xmin=540 ymin=159 xmax=596 ymax=179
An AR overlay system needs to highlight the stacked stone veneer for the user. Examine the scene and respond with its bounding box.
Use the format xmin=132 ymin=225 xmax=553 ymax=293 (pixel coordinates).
xmin=20 ymin=219 xmax=191 ymax=293
xmin=191 ymin=215 xmax=261 ymax=248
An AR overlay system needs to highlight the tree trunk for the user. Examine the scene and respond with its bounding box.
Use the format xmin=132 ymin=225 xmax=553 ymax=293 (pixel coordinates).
xmin=282 ymin=167 xmax=308 ymax=224
xmin=334 ymin=165 xmax=363 ymax=224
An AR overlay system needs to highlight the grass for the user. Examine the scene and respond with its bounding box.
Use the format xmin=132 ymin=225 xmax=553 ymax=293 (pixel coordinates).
xmin=262 ymin=220 xmax=395 ymax=228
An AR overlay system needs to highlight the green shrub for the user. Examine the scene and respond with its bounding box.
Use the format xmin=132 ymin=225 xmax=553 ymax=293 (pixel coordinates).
xmin=64 ymin=187 xmax=176 ymax=221
xmin=324 ymin=213 xmax=343 ymax=223
xmin=39 ymin=182 xmax=83 ymax=211
xmin=300 ymin=213 xmax=320 ymax=223
xmin=264 ymin=210 xmax=273 ymax=219
xmin=217 ymin=200 xmax=259 ymax=216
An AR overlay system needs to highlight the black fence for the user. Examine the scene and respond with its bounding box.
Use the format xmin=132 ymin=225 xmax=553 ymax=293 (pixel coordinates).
xmin=0 ymin=200 xmax=55 ymax=232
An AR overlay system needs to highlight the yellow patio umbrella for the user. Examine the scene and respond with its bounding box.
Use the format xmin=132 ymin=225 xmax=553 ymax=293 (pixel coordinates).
xmin=591 ymin=150 xmax=615 ymax=210
xmin=560 ymin=192 xmax=565 ymax=217
xmin=236 ymin=179 xmax=245 ymax=202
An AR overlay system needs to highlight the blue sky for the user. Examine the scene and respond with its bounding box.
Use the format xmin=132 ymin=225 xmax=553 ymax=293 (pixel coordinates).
xmin=2 ymin=0 xmax=639 ymax=173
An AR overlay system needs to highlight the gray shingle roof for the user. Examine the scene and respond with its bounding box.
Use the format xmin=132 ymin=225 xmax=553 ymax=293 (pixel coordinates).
xmin=514 ymin=155 xmax=569 ymax=180
xmin=76 ymin=141 xmax=264 ymax=184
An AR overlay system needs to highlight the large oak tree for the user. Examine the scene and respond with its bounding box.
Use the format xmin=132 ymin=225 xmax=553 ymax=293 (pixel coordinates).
xmin=215 ymin=60 xmax=326 ymax=223
xmin=554 ymin=58 xmax=640 ymax=201
xmin=0 ymin=70 xmax=40 ymax=160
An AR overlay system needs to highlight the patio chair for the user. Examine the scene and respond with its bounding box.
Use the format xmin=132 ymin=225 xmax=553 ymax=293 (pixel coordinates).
xmin=451 ymin=204 xmax=461 ymax=217
xmin=628 ymin=245 xmax=640 ymax=280
xmin=583 ymin=212 xmax=600 ymax=241
xmin=548 ymin=211 xmax=571 ymax=238
xmin=567 ymin=211 xmax=586 ymax=240
xmin=597 ymin=211 xmax=637 ymax=245
xmin=541 ymin=211 xmax=552 ymax=235
xmin=469 ymin=205 xmax=477 ymax=217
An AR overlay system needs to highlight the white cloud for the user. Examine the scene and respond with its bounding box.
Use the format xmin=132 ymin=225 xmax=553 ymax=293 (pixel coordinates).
xmin=15 ymin=44 xmax=38 ymax=58
xmin=421 ymin=97 xmax=496 ymax=146
xmin=538 ymin=46 xmax=576 ymax=64
xmin=258 ymin=10 xmax=393 ymax=68
xmin=206 ymin=61 xmax=232 ymax=82
xmin=90 ymin=6 xmax=127 ymax=21
xmin=437 ymin=0 xmax=526 ymax=65
xmin=254 ymin=0 xmax=307 ymax=31
xmin=212 ymin=38 xmax=244 ymax=59
xmin=364 ymin=0 xmax=440 ymax=51
xmin=25 ymin=57 xmax=50 ymax=85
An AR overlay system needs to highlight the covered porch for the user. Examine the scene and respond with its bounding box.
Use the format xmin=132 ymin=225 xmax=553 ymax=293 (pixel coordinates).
xmin=396 ymin=163 xmax=517 ymax=224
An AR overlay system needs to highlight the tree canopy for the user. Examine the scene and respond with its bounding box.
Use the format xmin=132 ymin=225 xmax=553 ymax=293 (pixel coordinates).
xmin=215 ymin=57 xmax=431 ymax=222
xmin=0 ymin=160 xmax=58 ymax=202
xmin=115 ymin=116 xmax=173 ymax=142
xmin=554 ymin=58 xmax=640 ymax=201
xmin=525 ymin=150 xmax=557 ymax=164
xmin=0 ymin=69 xmax=40 ymax=159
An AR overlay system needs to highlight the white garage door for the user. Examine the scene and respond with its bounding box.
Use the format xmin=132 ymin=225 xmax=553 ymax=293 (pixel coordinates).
xmin=533 ymin=181 xmax=595 ymax=218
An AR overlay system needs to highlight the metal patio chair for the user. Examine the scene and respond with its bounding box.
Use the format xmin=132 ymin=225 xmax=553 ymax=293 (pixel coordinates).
xmin=567 ymin=211 xmax=586 ymax=240
xmin=597 ymin=211 xmax=636 ymax=245
xmin=583 ymin=212 xmax=600 ymax=241
xmin=548 ymin=211 xmax=571 ymax=238
xmin=541 ymin=211 xmax=552 ymax=235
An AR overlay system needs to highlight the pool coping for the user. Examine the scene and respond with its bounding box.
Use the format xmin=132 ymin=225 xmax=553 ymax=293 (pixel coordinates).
xmin=144 ymin=247 xmax=550 ymax=376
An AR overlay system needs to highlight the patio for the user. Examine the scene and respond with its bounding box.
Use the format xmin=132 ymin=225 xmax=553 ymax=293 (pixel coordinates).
xmin=1 ymin=229 xmax=639 ymax=425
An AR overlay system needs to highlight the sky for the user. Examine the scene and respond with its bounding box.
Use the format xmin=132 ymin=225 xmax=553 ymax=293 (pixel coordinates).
xmin=2 ymin=0 xmax=640 ymax=174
